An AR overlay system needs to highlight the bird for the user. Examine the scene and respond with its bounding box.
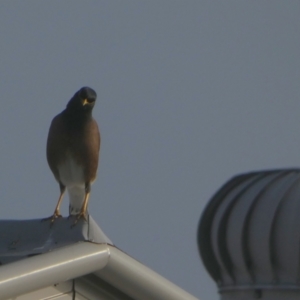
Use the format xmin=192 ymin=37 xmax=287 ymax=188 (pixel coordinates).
xmin=46 ymin=87 xmax=100 ymax=224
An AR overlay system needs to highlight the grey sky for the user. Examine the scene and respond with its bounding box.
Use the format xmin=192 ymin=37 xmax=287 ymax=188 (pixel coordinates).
xmin=0 ymin=2 xmax=299 ymax=299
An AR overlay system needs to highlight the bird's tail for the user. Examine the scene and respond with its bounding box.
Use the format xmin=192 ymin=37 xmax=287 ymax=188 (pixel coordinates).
xmin=68 ymin=185 xmax=85 ymax=215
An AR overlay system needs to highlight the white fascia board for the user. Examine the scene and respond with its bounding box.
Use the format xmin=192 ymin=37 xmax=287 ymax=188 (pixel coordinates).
xmin=0 ymin=242 xmax=199 ymax=300
xmin=96 ymin=246 xmax=199 ymax=300
xmin=0 ymin=243 xmax=110 ymax=299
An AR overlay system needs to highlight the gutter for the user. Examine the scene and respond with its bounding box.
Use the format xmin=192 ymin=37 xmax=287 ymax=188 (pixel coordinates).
xmin=0 ymin=242 xmax=198 ymax=300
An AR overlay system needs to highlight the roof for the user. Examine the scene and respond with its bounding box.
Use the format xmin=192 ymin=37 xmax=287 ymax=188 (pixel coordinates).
xmin=0 ymin=216 xmax=198 ymax=300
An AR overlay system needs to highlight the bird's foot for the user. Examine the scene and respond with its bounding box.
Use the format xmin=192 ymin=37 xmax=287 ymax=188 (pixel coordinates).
xmin=41 ymin=211 xmax=62 ymax=226
xmin=71 ymin=211 xmax=88 ymax=227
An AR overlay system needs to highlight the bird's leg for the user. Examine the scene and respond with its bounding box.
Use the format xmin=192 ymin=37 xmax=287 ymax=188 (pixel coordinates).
xmin=73 ymin=183 xmax=90 ymax=225
xmin=43 ymin=183 xmax=65 ymax=223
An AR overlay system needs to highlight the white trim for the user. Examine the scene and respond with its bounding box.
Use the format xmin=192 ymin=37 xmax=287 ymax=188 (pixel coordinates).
xmin=0 ymin=242 xmax=198 ymax=300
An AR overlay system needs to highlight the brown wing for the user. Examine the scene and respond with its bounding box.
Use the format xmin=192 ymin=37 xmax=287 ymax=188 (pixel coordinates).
xmin=46 ymin=113 xmax=69 ymax=182
xmin=78 ymin=118 xmax=100 ymax=183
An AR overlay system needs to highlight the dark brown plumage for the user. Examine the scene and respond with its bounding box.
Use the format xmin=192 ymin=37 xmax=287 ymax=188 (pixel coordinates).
xmin=46 ymin=87 xmax=100 ymax=223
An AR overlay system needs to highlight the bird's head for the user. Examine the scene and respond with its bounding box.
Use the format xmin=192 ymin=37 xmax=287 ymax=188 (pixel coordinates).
xmin=66 ymin=87 xmax=97 ymax=113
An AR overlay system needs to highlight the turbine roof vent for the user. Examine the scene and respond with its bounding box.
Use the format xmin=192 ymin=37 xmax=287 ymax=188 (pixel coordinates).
xmin=198 ymin=169 xmax=300 ymax=299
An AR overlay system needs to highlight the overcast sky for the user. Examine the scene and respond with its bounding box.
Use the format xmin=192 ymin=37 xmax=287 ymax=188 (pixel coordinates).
xmin=0 ymin=2 xmax=299 ymax=299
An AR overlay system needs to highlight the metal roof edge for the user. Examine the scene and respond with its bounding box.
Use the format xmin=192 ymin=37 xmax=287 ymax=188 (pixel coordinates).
xmin=97 ymin=245 xmax=199 ymax=300
xmin=0 ymin=242 xmax=110 ymax=299
xmin=0 ymin=242 xmax=199 ymax=300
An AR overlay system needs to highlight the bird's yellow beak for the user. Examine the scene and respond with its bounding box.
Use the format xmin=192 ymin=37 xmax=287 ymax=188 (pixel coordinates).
xmin=82 ymin=99 xmax=89 ymax=106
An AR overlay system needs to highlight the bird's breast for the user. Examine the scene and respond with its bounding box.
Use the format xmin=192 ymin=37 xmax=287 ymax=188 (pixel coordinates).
xmin=57 ymin=154 xmax=85 ymax=187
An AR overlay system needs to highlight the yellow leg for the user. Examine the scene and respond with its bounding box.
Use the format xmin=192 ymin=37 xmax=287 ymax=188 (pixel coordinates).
xmin=81 ymin=192 xmax=90 ymax=215
xmin=51 ymin=191 xmax=65 ymax=221
xmin=42 ymin=183 xmax=65 ymax=224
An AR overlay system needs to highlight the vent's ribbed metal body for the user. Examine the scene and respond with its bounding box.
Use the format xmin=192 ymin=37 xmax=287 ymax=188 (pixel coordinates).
xmin=198 ymin=169 xmax=300 ymax=300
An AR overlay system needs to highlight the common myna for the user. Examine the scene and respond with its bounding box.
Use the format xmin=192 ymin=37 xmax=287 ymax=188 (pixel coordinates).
xmin=46 ymin=87 xmax=100 ymax=223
